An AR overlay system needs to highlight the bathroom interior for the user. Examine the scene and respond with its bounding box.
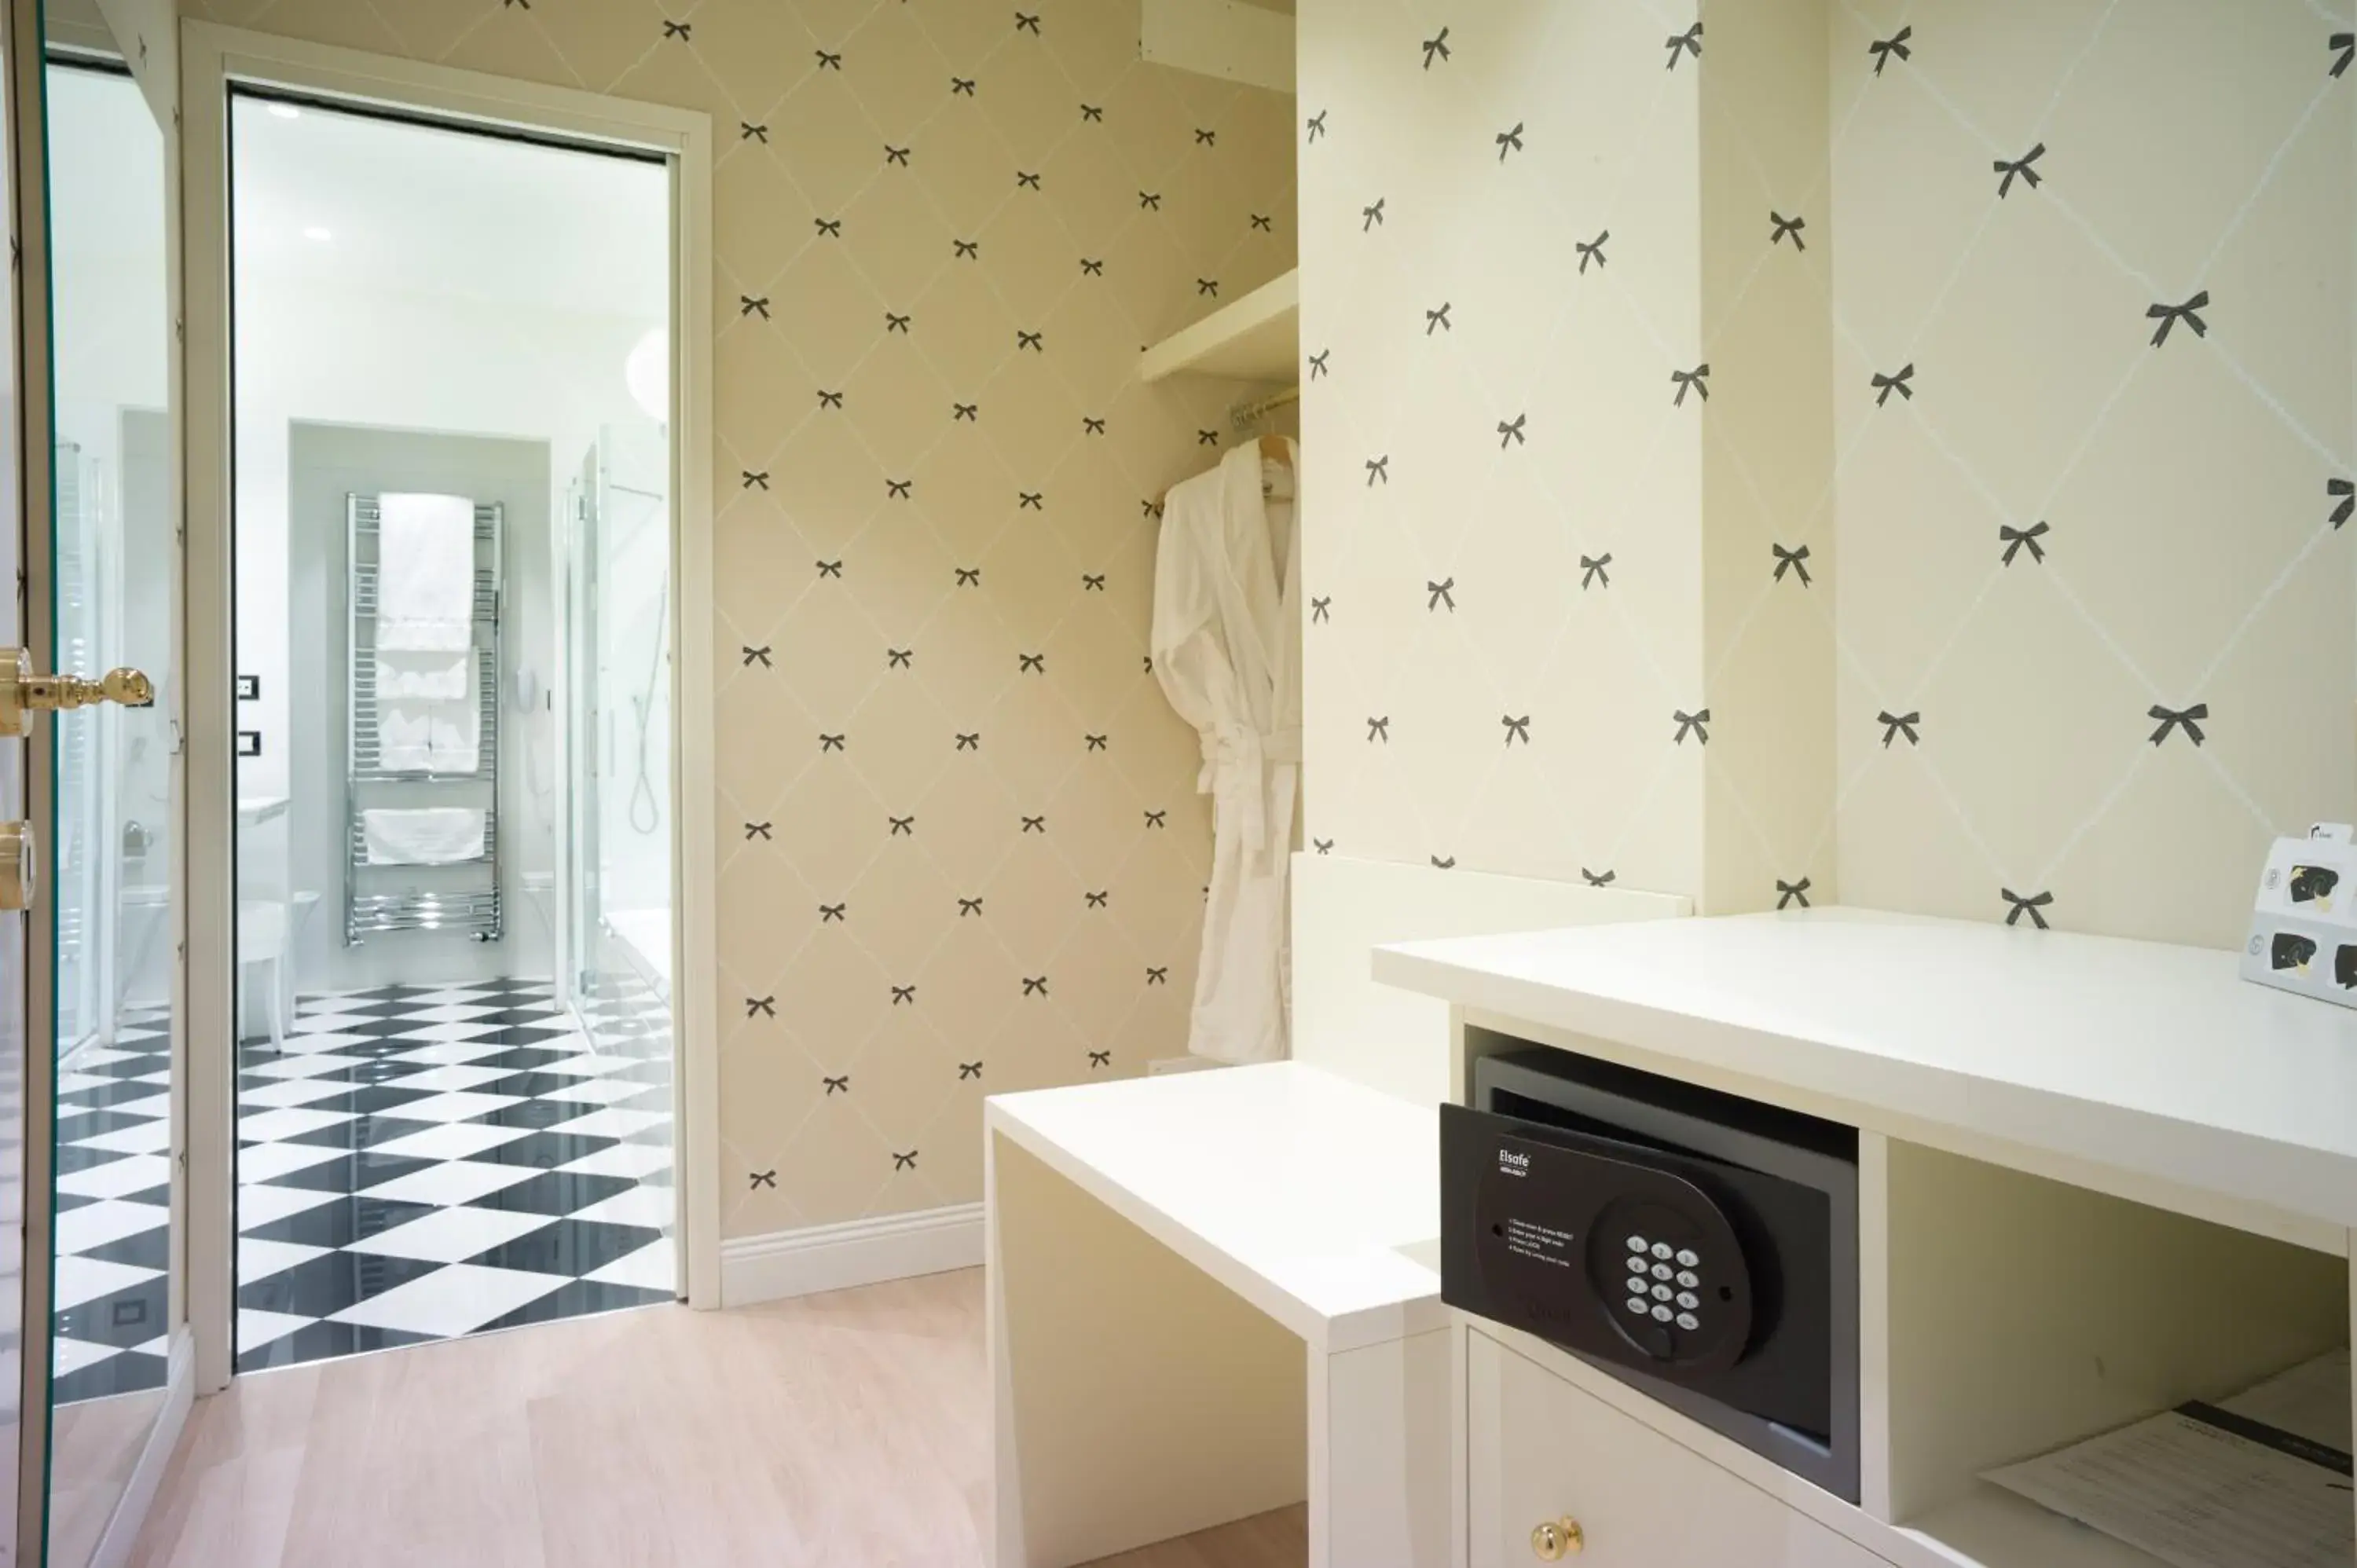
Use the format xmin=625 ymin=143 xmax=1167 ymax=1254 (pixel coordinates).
xmin=18 ymin=1 xmax=2357 ymax=1566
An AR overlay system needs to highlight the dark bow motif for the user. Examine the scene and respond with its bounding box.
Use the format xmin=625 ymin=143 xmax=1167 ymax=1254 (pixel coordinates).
xmin=742 ymin=646 xmax=773 ymax=667
xmin=884 ymin=145 xmax=911 ymax=166
xmin=817 ymin=559 xmax=844 ymax=578
xmin=746 ymin=996 xmax=777 ymax=1017
xmin=959 ymin=897 xmax=984 ymax=917
xmin=1576 ymin=229 xmax=1610 ymax=273
xmin=1428 ymin=578 xmax=1456 ymax=611
xmin=1086 ymin=891 xmax=1109 ymax=908
xmin=889 ymin=815 xmax=915 ymax=836
xmin=885 ymin=311 xmax=910 ymax=332
xmin=1502 ymin=715 xmax=1532 ymax=746
xmin=1016 ymin=171 xmax=1042 ymax=192
xmin=2146 ymin=291 xmax=2209 ymax=346
xmin=1307 ymin=110 xmax=1328 ymax=141
xmin=1772 ymin=543 xmax=1812 ymax=585
xmin=1311 ymin=597 xmax=1332 ymax=622
xmin=1877 ymin=710 xmax=1921 ymax=748
xmin=1673 ymin=708 xmax=1711 ymax=745
xmin=1366 ymin=455 xmax=1391 ymax=485
xmin=1083 ymin=573 xmax=1105 ymax=591
xmin=2328 ymin=478 xmax=2352 ymax=529
xmin=1994 ymin=143 xmax=2046 ymax=198
xmin=1431 ymin=855 xmax=1457 ymax=870
xmin=662 ymin=20 xmax=691 ymax=40
xmin=1367 ymin=716 xmax=1391 ymax=742
xmin=1671 ymin=363 xmax=1711 ymax=405
xmin=745 ymin=822 xmax=772 ymax=840
xmin=1017 ymin=330 xmax=1044 ymax=351
xmin=1080 ymin=104 xmax=1104 ymax=122
xmin=1021 ymin=976 xmax=1049 ymax=996
xmin=1146 ymin=966 xmax=1168 ymax=984
xmin=1582 ymin=869 xmax=1615 ymax=887
xmin=1581 ymin=553 xmax=1612 ymax=589
xmin=1081 ymin=258 xmax=1104 ymax=276
xmin=2147 ymin=702 xmax=2209 ymax=747
xmin=1085 ymin=735 xmax=1108 ymax=752
xmin=1197 ymin=278 xmax=1219 ymax=297
xmin=740 ymin=123 xmax=768 ymax=144
xmin=959 ymin=1062 xmax=982 ymax=1080
xmin=886 ymin=478 xmax=912 ymax=499
xmin=2334 ymin=33 xmax=2355 ymax=77
xmin=739 ymin=294 xmax=770 ymax=317
xmin=951 ymin=77 xmax=975 ymax=96
xmin=1197 ymin=429 xmax=1221 ymax=446
xmin=819 ymin=734 xmax=845 ymax=752
xmin=742 ymin=471 xmax=769 ymax=490
xmin=954 ymin=239 xmax=979 ymax=258
xmin=1872 ymin=364 xmax=1915 ymax=405
xmin=1497 ymin=123 xmax=1525 ymax=160
xmin=1498 ymin=414 xmax=1528 ymax=448
xmin=1138 ymin=190 xmax=1160 ymax=209
xmin=1194 ymin=127 xmax=1217 ymax=147
xmin=955 ymin=567 xmax=981 ymax=587
xmin=888 ymin=647 xmax=911 ymax=667
xmin=1363 ymin=198 xmax=1386 ymax=231
xmin=824 ymin=1076 xmax=849 ymax=1095
xmin=1309 ymin=349 xmax=1331 ymax=379
xmin=1868 ymin=25 xmax=1912 ymax=75
xmin=1422 ymin=27 xmax=1451 ymax=68
xmin=955 ymin=733 xmax=979 ymax=751
xmin=893 ymin=1151 xmax=918 ymax=1170
xmin=1314 ymin=840 xmax=1335 ymax=855
xmin=1088 ymin=1051 xmax=1113 ymax=1068
xmin=1145 ymin=809 xmax=1167 ymax=827
xmin=954 ymin=402 xmax=978 ymax=421
xmin=1019 ymin=492 xmax=1044 ymax=509
xmin=750 ymin=1170 xmax=777 ymax=1189
xmin=1019 ymin=653 xmax=1046 ymax=674
xmin=1776 ymin=877 xmax=1813 ymax=910
xmin=1015 ymin=12 xmax=1041 ymax=33
xmin=1083 ymin=417 xmax=1105 ymax=435
xmin=2000 ymin=522 xmax=2049 ymax=565
xmin=1769 ymin=211 xmax=1806 ymax=250
xmin=815 ymin=49 xmax=841 ymax=69
xmin=818 ymin=390 xmax=844 ymax=408
xmin=1425 ymin=301 xmax=1452 ymax=334
xmin=1666 ymin=23 xmax=1703 ymax=68
xmin=891 ymin=985 xmax=916 ymax=1006
xmin=816 ymin=218 xmax=842 ymax=236
xmin=1142 ymin=500 xmax=1164 ymax=519
xmin=820 ymin=903 xmax=847 ymax=922
xmin=1252 ymin=213 xmax=1274 ymax=231
xmin=2001 ymin=888 xmax=2052 ymax=929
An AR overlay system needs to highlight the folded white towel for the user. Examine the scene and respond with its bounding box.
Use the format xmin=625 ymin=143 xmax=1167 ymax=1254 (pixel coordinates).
xmin=375 ymin=652 xmax=475 ymax=702
xmin=376 ymin=493 xmax=477 ymax=652
xmin=364 ymin=808 xmax=486 ymax=866
xmin=377 ymin=695 xmax=480 ymax=775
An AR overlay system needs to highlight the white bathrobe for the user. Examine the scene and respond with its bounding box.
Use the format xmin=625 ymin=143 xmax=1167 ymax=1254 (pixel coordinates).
xmin=1151 ymin=439 xmax=1302 ymax=1065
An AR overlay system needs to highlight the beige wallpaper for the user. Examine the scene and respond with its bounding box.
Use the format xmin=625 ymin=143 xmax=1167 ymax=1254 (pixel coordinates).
xmin=1828 ymin=0 xmax=2355 ymax=950
xmin=1299 ymin=0 xmax=2354 ymax=952
xmin=181 ymin=0 xmax=1297 ymax=1236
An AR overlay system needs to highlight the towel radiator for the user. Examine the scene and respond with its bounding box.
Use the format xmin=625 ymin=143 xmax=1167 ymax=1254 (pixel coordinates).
xmin=344 ymin=495 xmax=505 ymax=943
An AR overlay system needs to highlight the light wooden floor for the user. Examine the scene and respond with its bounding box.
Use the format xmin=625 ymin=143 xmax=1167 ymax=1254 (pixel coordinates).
xmin=127 ymin=1269 xmax=1306 ymax=1568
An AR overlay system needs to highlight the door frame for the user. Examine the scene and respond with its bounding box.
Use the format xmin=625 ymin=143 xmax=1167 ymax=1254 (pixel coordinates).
xmin=179 ymin=21 xmax=720 ymax=1394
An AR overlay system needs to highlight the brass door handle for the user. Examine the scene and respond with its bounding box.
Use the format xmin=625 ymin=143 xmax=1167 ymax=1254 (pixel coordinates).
xmin=1531 ymin=1517 xmax=1584 ymax=1559
xmin=0 ymin=648 xmax=153 ymax=736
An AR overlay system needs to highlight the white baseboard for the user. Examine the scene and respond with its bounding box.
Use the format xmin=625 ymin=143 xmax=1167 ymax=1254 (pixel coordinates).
xmin=90 ymin=1325 xmax=195 ymax=1568
xmin=720 ymin=1203 xmax=984 ymax=1309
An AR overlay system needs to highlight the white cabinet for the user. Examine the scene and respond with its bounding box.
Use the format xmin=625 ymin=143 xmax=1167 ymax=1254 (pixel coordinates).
xmin=1467 ymin=1332 xmax=1889 ymax=1568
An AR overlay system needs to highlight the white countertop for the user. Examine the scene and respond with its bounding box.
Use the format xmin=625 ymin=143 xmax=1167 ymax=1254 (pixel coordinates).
xmin=986 ymin=1062 xmax=1443 ymax=1351
xmin=1373 ymin=907 xmax=2357 ymax=1238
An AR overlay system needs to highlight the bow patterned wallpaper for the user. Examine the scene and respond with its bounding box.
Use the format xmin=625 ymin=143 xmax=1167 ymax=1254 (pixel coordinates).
xmin=1300 ymin=0 xmax=2352 ymax=951
xmin=182 ymin=0 xmax=1296 ymax=1236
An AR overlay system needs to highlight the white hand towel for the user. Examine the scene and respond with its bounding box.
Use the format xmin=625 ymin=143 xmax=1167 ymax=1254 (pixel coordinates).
xmin=375 ymin=652 xmax=475 ymax=702
xmin=364 ymin=807 xmax=486 ymax=866
xmin=376 ymin=493 xmax=477 ymax=652
xmin=376 ymin=693 xmax=480 ymax=774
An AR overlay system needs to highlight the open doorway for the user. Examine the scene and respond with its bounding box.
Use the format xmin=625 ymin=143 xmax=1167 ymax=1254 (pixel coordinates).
xmin=224 ymin=91 xmax=681 ymax=1372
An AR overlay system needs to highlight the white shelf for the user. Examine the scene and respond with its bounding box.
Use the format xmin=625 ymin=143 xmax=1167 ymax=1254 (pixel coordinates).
xmin=1375 ymin=907 xmax=2357 ymax=1244
xmin=1138 ymin=268 xmax=1299 ymax=384
xmin=1901 ymin=1486 xmax=2177 ymax=1568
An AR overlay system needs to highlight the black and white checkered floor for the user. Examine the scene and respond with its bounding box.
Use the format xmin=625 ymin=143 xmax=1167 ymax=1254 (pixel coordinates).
xmin=53 ymin=978 xmax=676 ymax=1398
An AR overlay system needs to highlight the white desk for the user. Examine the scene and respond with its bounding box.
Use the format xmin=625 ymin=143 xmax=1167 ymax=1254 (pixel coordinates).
xmin=986 ymin=1062 xmax=1450 ymax=1567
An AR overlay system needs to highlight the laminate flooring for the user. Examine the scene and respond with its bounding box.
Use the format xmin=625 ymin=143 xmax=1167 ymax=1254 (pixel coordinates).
xmin=127 ymin=1268 xmax=1305 ymax=1567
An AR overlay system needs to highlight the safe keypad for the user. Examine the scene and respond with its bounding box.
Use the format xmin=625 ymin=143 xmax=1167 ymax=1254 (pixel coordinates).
xmin=1623 ymin=1235 xmax=1706 ymax=1337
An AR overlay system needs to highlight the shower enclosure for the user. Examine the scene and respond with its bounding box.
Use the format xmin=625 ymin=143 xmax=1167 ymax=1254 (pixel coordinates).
xmin=563 ymin=422 xmax=673 ymax=1009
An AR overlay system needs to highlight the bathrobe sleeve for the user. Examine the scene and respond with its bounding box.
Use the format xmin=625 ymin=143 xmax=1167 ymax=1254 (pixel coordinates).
xmin=1150 ymin=474 xmax=1244 ymax=793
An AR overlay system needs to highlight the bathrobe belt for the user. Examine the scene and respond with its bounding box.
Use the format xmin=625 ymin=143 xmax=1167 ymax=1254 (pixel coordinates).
xmin=1200 ymin=721 xmax=1302 ymax=862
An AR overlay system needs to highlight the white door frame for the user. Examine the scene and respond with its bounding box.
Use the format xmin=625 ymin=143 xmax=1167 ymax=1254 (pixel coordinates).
xmin=179 ymin=20 xmax=720 ymax=1394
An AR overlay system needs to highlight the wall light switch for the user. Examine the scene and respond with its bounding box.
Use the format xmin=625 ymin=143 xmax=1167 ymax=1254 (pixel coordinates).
xmin=236 ymin=731 xmax=262 ymax=758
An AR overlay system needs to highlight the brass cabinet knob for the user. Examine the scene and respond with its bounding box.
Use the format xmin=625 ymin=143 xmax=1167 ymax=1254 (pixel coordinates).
xmin=0 ymin=648 xmax=154 ymax=736
xmin=0 ymin=821 xmax=37 ymax=911
xmin=1531 ymin=1517 xmax=1585 ymax=1559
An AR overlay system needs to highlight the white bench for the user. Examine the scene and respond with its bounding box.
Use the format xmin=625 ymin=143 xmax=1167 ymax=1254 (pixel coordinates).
xmin=985 ymin=1061 xmax=1450 ymax=1568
